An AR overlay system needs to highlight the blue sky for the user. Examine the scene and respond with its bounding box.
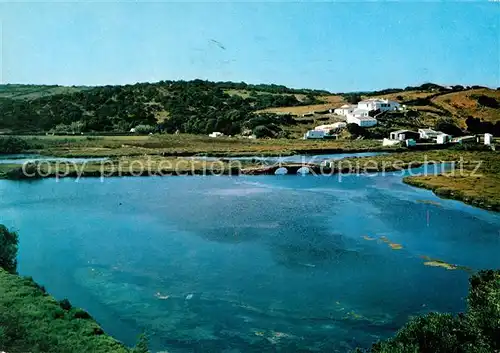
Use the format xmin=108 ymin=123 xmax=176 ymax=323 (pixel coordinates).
xmin=0 ymin=1 xmax=498 ymax=92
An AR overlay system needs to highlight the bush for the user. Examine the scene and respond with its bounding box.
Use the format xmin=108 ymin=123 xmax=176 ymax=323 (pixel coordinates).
xmin=0 ymin=268 xmax=131 ymax=352
xmin=474 ymin=95 xmax=499 ymax=108
xmin=0 ymin=225 xmax=18 ymax=274
xmin=253 ymin=125 xmax=277 ymax=138
xmin=358 ymin=270 xmax=500 ymax=353
xmin=434 ymin=120 xmax=463 ymax=137
xmin=59 ymin=299 xmax=72 ymax=311
xmin=0 ymin=136 xmax=30 ymax=154
xmin=347 ymin=123 xmax=371 ymax=138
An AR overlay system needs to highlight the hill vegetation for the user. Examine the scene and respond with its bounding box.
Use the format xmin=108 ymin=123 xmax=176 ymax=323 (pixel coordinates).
xmin=1 ymin=81 xmax=499 ymax=139
xmin=0 ymin=80 xmax=327 ymax=136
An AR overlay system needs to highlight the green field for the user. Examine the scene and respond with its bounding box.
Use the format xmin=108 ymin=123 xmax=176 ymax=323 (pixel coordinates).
xmin=17 ymin=134 xmax=390 ymax=158
xmin=339 ymin=149 xmax=500 ymax=212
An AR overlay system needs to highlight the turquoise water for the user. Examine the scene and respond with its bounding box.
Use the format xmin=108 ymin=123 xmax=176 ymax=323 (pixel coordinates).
xmin=1 ymin=168 xmax=499 ymax=352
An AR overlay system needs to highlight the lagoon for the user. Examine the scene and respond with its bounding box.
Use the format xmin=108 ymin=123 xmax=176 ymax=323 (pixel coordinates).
xmin=1 ymin=168 xmax=499 ymax=352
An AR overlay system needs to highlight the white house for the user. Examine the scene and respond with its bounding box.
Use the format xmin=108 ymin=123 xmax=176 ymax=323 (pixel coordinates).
xmin=314 ymin=122 xmax=347 ymax=132
xmin=436 ymin=133 xmax=451 ymax=144
xmin=389 ymin=130 xmax=420 ymax=141
xmin=334 ymin=104 xmax=357 ymax=116
xmin=347 ymin=116 xmax=377 ymax=127
xmin=453 ymin=136 xmax=476 ymax=144
xmin=304 ymin=130 xmax=326 ymax=139
xmin=332 ymin=122 xmax=347 ymax=129
xmin=209 ymin=132 xmax=224 ymax=138
xmin=485 ymin=133 xmax=493 ymax=145
xmin=382 ymin=138 xmax=402 ymax=147
xmin=357 ymin=99 xmax=400 ymax=112
xmin=314 ymin=124 xmax=335 ymax=132
xmin=418 ymin=128 xmax=440 ymax=140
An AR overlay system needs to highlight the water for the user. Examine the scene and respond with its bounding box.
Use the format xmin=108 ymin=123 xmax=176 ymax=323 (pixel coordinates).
xmin=0 ymin=154 xmax=108 ymax=164
xmin=0 ymin=167 xmax=499 ymax=352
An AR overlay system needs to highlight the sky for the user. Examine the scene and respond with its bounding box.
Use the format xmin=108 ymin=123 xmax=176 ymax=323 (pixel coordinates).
xmin=0 ymin=1 xmax=498 ymax=92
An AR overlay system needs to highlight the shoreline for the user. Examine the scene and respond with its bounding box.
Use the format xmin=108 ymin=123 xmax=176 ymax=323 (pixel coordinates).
xmin=2 ymin=149 xmax=499 ymax=214
xmin=403 ymin=176 xmax=500 ymax=212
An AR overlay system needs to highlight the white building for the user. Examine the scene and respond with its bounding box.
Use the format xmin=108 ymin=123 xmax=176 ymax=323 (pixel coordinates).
xmin=357 ymin=99 xmax=400 ymax=112
xmin=304 ymin=130 xmax=326 ymax=139
xmin=332 ymin=122 xmax=347 ymax=129
xmin=347 ymin=116 xmax=377 ymax=127
xmin=382 ymin=138 xmax=402 ymax=147
xmin=389 ymin=130 xmax=420 ymax=141
xmin=418 ymin=128 xmax=440 ymax=140
xmin=485 ymin=133 xmax=493 ymax=145
xmin=436 ymin=133 xmax=451 ymax=144
xmin=209 ymin=132 xmax=224 ymax=138
xmin=334 ymin=104 xmax=357 ymax=116
xmin=314 ymin=122 xmax=347 ymax=132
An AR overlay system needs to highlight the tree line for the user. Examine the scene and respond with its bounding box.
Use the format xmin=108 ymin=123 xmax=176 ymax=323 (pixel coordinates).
xmin=0 ymin=80 xmax=321 ymax=135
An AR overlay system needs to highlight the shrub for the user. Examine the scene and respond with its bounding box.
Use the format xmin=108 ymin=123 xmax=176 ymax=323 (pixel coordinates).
xmin=434 ymin=120 xmax=463 ymax=137
xmin=0 ymin=225 xmax=18 ymax=273
xmin=358 ymin=270 xmax=500 ymax=353
xmin=0 ymin=136 xmax=30 ymax=154
xmin=59 ymin=299 xmax=72 ymax=311
xmin=474 ymin=95 xmax=499 ymax=109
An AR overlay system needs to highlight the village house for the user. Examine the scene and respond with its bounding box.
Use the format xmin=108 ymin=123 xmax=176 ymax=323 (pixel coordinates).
xmin=389 ymin=129 xmax=420 ymax=141
xmin=303 ymin=130 xmax=326 ymax=139
xmin=347 ymin=116 xmax=377 ymax=127
xmin=208 ymin=132 xmax=224 ymax=138
xmin=314 ymin=122 xmax=346 ymax=132
xmin=357 ymin=98 xmax=401 ymax=112
xmin=334 ymin=104 xmax=357 ymax=116
xmin=418 ymin=128 xmax=440 ymax=140
xmin=485 ymin=133 xmax=494 ymax=145
xmin=334 ymin=98 xmax=400 ymax=127
xmin=436 ymin=133 xmax=451 ymax=144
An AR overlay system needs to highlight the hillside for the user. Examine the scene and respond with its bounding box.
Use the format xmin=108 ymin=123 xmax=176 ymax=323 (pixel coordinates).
xmin=0 ymin=80 xmax=329 ymax=137
xmin=0 ymin=84 xmax=90 ymax=100
xmin=0 ymin=81 xmax=499 ymax=138
xmin=0 ymin=269 xmax=132 ymax=353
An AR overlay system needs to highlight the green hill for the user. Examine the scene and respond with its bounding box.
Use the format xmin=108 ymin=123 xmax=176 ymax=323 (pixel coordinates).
xmin=1 ymin=81 xmax=499 ymax=138
xmin=0 ymin=80 xmax=328 ymax=136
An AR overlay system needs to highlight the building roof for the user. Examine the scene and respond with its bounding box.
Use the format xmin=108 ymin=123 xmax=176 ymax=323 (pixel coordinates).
xmin=391 ymin=129 xmax=414 ymax=134
xmin=353 ymin=116 xmax=377 ymax=121
xmin=353 ymin=108 xmax=371 ymax=114
xmin=418 ymin=128 xmax=437 ymax=133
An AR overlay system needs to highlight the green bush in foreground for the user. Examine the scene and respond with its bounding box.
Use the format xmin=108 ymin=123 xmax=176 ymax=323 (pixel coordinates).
xmin=358 ymin=270 xmax=500 ymax=353
xmin=0 ymin=225 xmax=18 ymax=274
xmin=0 ymin=270 xmax=132 ymax=353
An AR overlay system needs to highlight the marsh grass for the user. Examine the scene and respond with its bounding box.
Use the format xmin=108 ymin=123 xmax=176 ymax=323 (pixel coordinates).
xmin=19 ymin=134 xmax=389 ymax=158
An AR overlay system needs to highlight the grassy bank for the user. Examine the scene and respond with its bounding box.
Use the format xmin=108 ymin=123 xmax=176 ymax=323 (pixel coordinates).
xmin=0 ymin=269 xmax=131 ymax=352
xmin=339 ymin=149 xmax=500 ymax=212
xmin=0 ymin=156 xmax=256 ymax=179
xmin=17 ymin=134 xmax=394 ymax=158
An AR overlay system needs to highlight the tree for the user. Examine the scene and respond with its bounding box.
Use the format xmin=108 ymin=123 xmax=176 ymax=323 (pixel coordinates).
xmin=359 ymin=270 xmax=500 ymax=352
xmin=345 ymin=94 xmax=362 ymax=105
xmin=475 ymin=95 xmax=499 ymax=109
xmin=133 ymin=334 xmax=149 ymax=353
xmin=346 ymin=123 xmax=370 ymax=138
xmin=435 ymin=120 xmax=463 ymax=137
xmin=0 ymin=225 xmax=19 ymax=273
